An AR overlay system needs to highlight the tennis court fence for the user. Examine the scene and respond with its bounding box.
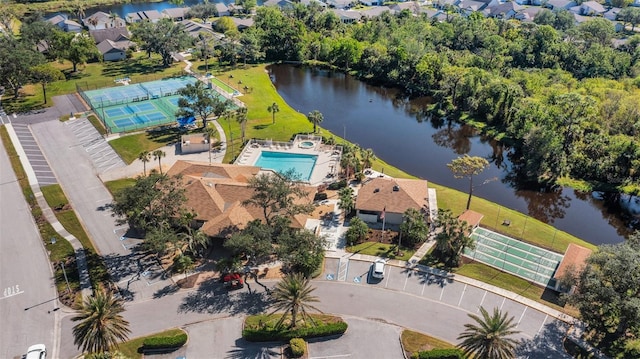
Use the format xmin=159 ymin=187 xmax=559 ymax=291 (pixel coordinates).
xmin=155 ymin=99 xmax=176 ymax=117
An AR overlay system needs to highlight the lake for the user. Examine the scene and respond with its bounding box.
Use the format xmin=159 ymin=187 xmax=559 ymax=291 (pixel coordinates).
xmin=269 ymin=64 xmax=640 ymax=246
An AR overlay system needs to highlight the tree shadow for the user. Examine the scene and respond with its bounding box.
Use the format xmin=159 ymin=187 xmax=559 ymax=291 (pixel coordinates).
xmin=516 ymin=320 xmax=571 ymax=358
xmin=178 ymin=277 xmax=271 ymax=316
xmin=153 ymin=284 xmax=180 ymax=299
xmin=225 ymin=338 xmax=281 ymax=359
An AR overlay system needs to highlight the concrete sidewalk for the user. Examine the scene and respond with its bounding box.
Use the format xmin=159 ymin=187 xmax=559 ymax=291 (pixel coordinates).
xmin=99 ymin=119 xmax=227 ymax=182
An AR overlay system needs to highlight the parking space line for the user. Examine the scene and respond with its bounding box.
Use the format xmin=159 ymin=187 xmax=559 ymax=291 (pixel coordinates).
xmin=479 ymin=291 xmax=487 ymax=308
xmin=499 ymin=297 xmax=506 ymax=310
xmin=457 ymin=284 xmax=467 ymax=307
xmin=421 ymin=282 xmax=426 ymax=296
xmin=403 ymin=273 xmax=408 ymax=290
xmin=439 ymin=286 xmax=445 ymax=301
xmin=537 ymin=314 xmax=548 ymax=333
xmin=516 ymin=307 xmax=528 ymax=327
xmin=384 ymin=268 xmax=390 ymax=287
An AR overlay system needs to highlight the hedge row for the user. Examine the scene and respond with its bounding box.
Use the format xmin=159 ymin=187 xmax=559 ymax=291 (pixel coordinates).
xmin=412 ymin=348 xmax=466 ymax=359
xmin=243 ymin=321 xmax=348 ymax=342
xmin=142 ymin=332 xmax=188 ymax=349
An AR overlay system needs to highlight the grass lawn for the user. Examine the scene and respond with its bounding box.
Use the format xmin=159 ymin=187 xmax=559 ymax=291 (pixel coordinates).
xmin=401 ymin=330 xmax=455 ymax=357
xmin=104 ymin=178 xmax=137 ymax=196
xmin=245 ymin=313 xmax=343 ymax=330
xmin=109 ymin=130 xmax=181 ymax=164
xmin=118 ymin=328 xmax=187 ymax=359
xmin=2 ymin=53 xmax=187 ymax=113
xmin=347 ymin=242 xmax=415 ymax=261
xmin=455 ymin=262 xmax=579 ymax=316
xmin=41 ymin=184 xmax=110 ymax=285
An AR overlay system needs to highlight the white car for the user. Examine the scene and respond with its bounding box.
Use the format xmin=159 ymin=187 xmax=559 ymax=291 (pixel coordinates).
xmin=371 ymin=259 xmax=386 ymax=279
xmin=26 ymin=344 xmax=46 ymax=359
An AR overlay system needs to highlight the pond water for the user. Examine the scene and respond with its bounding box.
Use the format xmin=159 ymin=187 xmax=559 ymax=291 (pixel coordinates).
xmin=61 ymin=0 xmax=260 ymax=19
xmin=269 ymin=64 xmax=640 ymax=246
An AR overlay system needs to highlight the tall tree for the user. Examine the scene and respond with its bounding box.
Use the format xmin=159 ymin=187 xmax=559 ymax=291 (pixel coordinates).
xmin=399 ymin=208 xmax=429 ymax=248
xmin=269 ymin=273 xmax=322 ymax=329
xmin=360 ymin=148 xmax=376 ymax=169
xmin=138 ymin=151 xmax=151 ymax=177
xmin=277 ymin=229 xmax=326 ymax=276
xmin=338 ymin=186 xmax=355 ymax=215
xmin=152 ymin=149 xmax=166 ymax=175
xmin=29 ymin=64 xmax=64 ymax=104
xmin=235 ymin=106 xmax=248 ymax=144
xmin=56 ymin=32 xmax=101 ymax=72
xmin=0 ymin=37 xmax=44 ymax=98
xmin=204 ymin=123 xmax=217 ymax=165
xmin=433 ymin=209 xmax=474 ymax=267
xmin=242 ymin=170 xmax=314 ymax=227
xmin=457 ymin=306 xmax=520 ymax=359
xmin=307 ymin=110 xmax=323 ymax=133
xmin=176 ymin=81 xmax=230 ymax=128
xmin=111 ymin=173 xmax=188 ymax=232
xmin=71 ymin=289 xmax=131 ymax=354
xmin=566 ymin=232 xmax=640 ymax=355
xmin=267 ymin=102 xmax=280 ymax=124
xmin=223 ymin=220 xmax=274 ymax=264
xmin=130 ymin=18 xmax=191 ymax=67
xmin=447 ymin=155 xmax=490 ymax=210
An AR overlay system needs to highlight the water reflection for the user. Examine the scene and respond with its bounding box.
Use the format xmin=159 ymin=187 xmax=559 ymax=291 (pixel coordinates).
xmin=269 ymin=64 xmax=636 ymax=245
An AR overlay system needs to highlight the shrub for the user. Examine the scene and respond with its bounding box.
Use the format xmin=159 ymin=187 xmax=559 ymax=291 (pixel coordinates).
xmin=345 ymin=217 xmax=369 ymax=246
xmin=243 ymin=321 xmax=348 ymax=342
xmin=327 ymin=180 xmax=347 ymax=190
xmin=412 ymin=348 xmax=465 ymax=359
xmin=142 ymin=332 xmax=188 ymax=349
xmin=314 ymin=192 xmax=328 ymax=201
xmin=289 ymin=338 xmax=305 ymax=358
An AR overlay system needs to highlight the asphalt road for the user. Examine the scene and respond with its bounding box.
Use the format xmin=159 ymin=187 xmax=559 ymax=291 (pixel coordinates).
xmin=57 ymin=276 xmax=568 ymax=358
xmin=0 ymin=135 xmax=58 ymax=359
xmin=31 ymin=119 xmax=174 ymax=303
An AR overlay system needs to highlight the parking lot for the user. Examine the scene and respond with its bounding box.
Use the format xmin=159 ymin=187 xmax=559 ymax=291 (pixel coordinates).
xmin=11 ymin=123 xmax=57 ymax=185
xmin=66 ymin=118 xmax=125 ymax=173
xmin=322 ymin=257 xmax=555 ymax=338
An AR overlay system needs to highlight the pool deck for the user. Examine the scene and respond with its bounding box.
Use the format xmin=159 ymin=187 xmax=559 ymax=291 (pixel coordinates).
xmin=234 ymin=135 xmax=342 ymax=186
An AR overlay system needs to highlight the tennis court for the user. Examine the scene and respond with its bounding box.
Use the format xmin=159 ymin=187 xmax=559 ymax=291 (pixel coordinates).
xmin=464 ymin=227 xmax=564 ymax=287
xmin=79 ymin=76 xmax=232 ymax=133
xmin=210 ymin=76 xmax=239 ymax=96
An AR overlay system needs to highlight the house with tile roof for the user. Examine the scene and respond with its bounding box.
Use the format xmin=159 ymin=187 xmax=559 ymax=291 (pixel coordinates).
xmin=162 ymin=7 xmax=189 ymax=21
xmin=553 ymin=243 xmax=592 ymax=293
xmin=47 ymin=15 xmax=83 ymax=33
xmin=167 ymin=161 xmax=317 ymax=238
xmin=355 ymin=177 xmax=429 ymax=226
xmin=126 ymin=10 xmax=165 ymax=24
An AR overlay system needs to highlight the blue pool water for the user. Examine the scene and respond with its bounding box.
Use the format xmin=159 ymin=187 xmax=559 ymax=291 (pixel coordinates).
xmin=255 ymin=151 xmax=318 ymax=181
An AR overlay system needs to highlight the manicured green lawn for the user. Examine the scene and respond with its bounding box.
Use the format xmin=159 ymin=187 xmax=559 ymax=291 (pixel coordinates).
xmin=104 ymin=178 xmax=137 ymax=196
xmin=3 ymin=53 xmax=187 ymax=113
xmin=109 ymin=130 xmax=180 ymax=164
xmin=401 ymin=329 xmax=455 ymax=357
xmin=118 ymin=328 xmax=187 ymax=359
xmin=41 ymin=184 xmax=110 ymax=285
xmin=347 ymin=242 xmax=415 ymax=261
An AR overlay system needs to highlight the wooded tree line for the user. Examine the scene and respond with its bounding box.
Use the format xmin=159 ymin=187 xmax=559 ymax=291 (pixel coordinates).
xmin=248 ymin=5 xmax=640 ymax=190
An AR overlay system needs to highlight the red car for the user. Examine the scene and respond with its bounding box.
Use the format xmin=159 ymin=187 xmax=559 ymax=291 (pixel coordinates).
xmin=222 ymin=273 xmax=244 ymax=290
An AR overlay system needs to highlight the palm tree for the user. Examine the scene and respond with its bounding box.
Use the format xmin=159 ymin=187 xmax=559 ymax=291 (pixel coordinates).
xmin=267 ymin=102 xmax=280 ymax=124
xmin=138 ymin=151 xmax=151 ymax=176
xmin=236 ymin=107 xmax=248 ymax=144
xmin=269 ymin=273 xmax=322 ymax=329
xmin=307 ymin=110 xmax=323 ymax=133
xmin=204 ymin=124 xmax=217 ymax=164
xmin=152 ymin=149 xmax=166 ymax=175
xmin=71 ymin=288 xmax=131 ymax=354
xmin=457 ymin=306 xmax=520 ymax=359
xmin=360 ymin=148 xmax=377 ymax=169
xmin=74 ymin=0 xmax=86 ymax=21
xmin=338 ymin=187 xmax=355 ymax=215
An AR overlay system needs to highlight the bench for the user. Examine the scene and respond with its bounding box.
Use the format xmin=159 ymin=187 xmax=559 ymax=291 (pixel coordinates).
xmin=502 ymin=219 xmax=511 ymax=226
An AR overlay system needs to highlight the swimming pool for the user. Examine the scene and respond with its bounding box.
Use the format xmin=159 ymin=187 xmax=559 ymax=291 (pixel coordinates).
xmin=255 ymin=151 xmax=318 ymax=181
